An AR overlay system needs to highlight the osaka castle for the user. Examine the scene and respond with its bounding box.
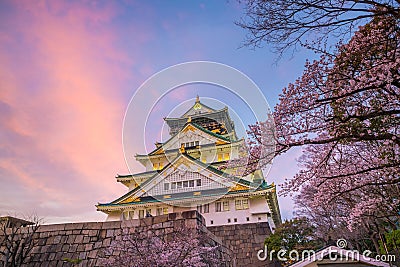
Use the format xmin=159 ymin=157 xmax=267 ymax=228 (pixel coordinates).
xmin=96 ymin=96 xmax=281 ymax=229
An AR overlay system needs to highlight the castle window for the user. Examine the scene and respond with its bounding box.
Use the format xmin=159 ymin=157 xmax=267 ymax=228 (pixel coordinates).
xmin=123 ymin=211 xmax=129 ymax=220
xmin=171 ymin=182 xmax=177 ymax=189
xmin=215 ymin=202 xmax=222 ymax=212
xmin=156 ymin=207 xmax=168 ymax=216
xmin=246 ymin=217 xmax=250 ymax=222
xmin=156 ymin=208 xmax=163 ymax=216
xmin=146 ymin=209 xmax=152 ymax=216
xmin=228 ymin=218 xmax=231 ymax=223
xmin=217 ymin=153 xmax=223 ymax=161
xmin=139 ymin=210 xmax=144 ymax=219
xmin=183 ymin=181 xmax=189 ymax=188
xmin=224 ymin=153 xmax=230 ymax=161
xmin=164 ymin=183 xmax=169 ymax=191
xmin=196 ymin=179 xmax=202 ymax=186
xmin=177 ymin=181 xmax=182 ymax=189
xmin=243 ymin=199 xmax=249 ymax=209
xmin=189 ymin=180 xmax=195 ymax=187
xmin=163 ymin=207 xmax=168 ymax=214
xmin=235 ymin=198 xmax=249 ymax=210
xmin=190 ymin=141 xmax=194 ymax=147
xmin=223 ymin=201 xmax=230 ymax=211
xmin=203 ymin=203 xmax=209 ymax=213
xmin=195 ymin=141 xmax=199 ymax=146
xmin=234 ymin=218 xmax=237 ymax=223
xmin=159 ymin=162 xmax=163 ymax=169
xmin=196 ymin=205 xmax=202 ymax=213
xmin=210 ymin=220 xmax=214 ymax=225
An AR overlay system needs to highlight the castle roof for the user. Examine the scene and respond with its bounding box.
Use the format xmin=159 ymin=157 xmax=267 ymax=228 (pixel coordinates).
xmin=97 ymin=153 xmax=272 ymax=208
xmin=142 ymin=122 xmax=231 ymax=157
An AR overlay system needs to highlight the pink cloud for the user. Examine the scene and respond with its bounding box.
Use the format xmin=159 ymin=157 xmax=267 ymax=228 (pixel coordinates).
xmin=0 ymin=1 xmax=151 ymax=222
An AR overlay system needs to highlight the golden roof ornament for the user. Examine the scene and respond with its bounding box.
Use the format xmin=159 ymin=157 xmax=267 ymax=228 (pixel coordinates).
xmin=187 ymin=116 xmax=192 ymax=123
xmin=196 ymin=95 xmax=200 ymax=103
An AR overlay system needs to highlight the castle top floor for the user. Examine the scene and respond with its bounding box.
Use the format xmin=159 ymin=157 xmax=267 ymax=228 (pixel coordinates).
xmin=164 ymin=96 xmax=237 ymax=140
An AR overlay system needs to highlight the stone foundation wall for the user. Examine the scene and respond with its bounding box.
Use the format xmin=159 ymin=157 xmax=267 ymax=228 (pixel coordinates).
xmin=1 ymin=211 xmax=233 ymax=267
xmin=1 ymin=212 xmax=277 ymax=267
xmin=208 ymin=222 xmax=279 ymax=267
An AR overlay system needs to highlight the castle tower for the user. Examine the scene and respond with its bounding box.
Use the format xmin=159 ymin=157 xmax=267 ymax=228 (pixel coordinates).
xmin=96 ymin=97 xmax=281 ymax=230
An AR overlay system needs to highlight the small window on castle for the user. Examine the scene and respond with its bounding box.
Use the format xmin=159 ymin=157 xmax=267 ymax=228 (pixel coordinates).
xmin=195 ymin=141 xmax=199 ymax=146
xmin=234 ymin=218 xmax=237 ymax=223
xmin=196 ymin=179 xmax=202 ymax=186
xmin=163 ymin=207 xmax=168 ymax=214
xmin=243 ymin=199 xmax=249 ymax=209
xmin=164 ymin=183 xmax=169 ymax=191
xmin=203 ymin=203 xmax=209 ymax=213
xmin=210 ymin=220 xmax=214 ymax=225
xmin=235 ymin=198 xmax=249 ymax=210
xmin=217 ymin=153 xmax=223 ymax=161
xmin=224 ymin=153 xmax=230 ymax=161
xmin=215 ymin=202 xmax=222 ymax=212
xmin=156 ymin=208 xmax=163 ymax=216
xmin=159 ymin=162 xmax=163 ymax=169
xmin=177 ymin=182 xmax=183 ymax=189
xmin=171 ymin=182 xmax=177 ymax=190
xmin=223 ymin=201 xmax=230 ymax=211
xmin=123 ymin=211 xmax=129 ymax=220
xmin=258 ymin=217 xmax=262 ymax=221
xmin=246 ymin=217 xmax=250 ymax=222
xmin=183 ymin=181 xmax=189 ymax=188
xmin=196 ymin=205 xmax=202 ymax=213
xmin=189 ymin=180 xmax=195 ymax=187
xmin=190 ymin=141 xmax=194 ymax=147
xmin=146 ymin=209 xmax=152 ymax=216
xmin=139 ymin=210 xmax=144 ymax=219
xmin=228 ymin=218 xmax=231 ymax=223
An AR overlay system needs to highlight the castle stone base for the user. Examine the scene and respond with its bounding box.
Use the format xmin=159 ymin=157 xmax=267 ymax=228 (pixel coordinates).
xmin=1 ymin=211 xmax=277 ymax=266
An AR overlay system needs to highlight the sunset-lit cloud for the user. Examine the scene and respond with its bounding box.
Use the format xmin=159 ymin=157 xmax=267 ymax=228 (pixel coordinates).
xmin=0 ymin=1 xmax=141 ymax=222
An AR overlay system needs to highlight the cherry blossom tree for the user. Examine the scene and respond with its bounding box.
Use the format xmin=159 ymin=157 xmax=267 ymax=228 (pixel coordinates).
xmin=276 ymin=14 xmax=399 ymax=219
xmin=242 ymin=9 xmax=399 ymax=249
xmin=103 ymin=223 xmax=222 ymax=267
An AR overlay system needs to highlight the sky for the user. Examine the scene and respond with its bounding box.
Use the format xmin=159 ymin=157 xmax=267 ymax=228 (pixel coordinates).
xmin=0 ymin=0 xmax=315 ymax=224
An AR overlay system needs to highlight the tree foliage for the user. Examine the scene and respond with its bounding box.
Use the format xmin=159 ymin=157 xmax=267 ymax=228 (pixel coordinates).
xmin=0 ymin=216 xmax=41 ymax=267
xmin=238 ymin=0 xmax=400 ymax=55
xmin=265 ymin=217 xmax=323 ymax=266
xmin=240 ymin=0 xmax=400 ymax=255
xmin=103 ymin=222 xmax=221 ymax=267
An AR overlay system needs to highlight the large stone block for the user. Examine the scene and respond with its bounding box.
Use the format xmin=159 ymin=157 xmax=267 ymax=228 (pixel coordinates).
xmin=121 ymin=218 xmax=140 ymax=228
xmin=101 ymin=220 xmax=121 ymax=230
xmin=65 ymin=222 xmax=84 ymax=231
